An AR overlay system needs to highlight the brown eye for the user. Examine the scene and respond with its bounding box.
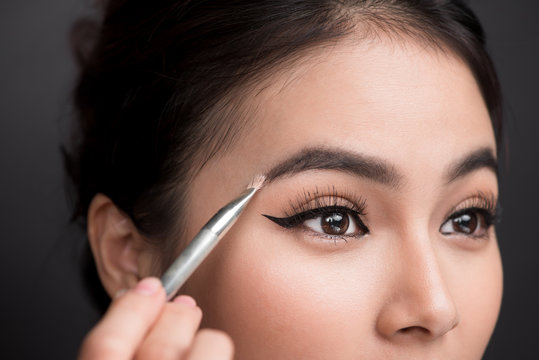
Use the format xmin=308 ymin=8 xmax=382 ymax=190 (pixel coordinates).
xmin=321 ymin=212 xmax=349 ymax=235
xmin=453 ymin=213 xmax=477 ymax=234
xmin=304 ymin=210 xmax=361 ymax=236
xmin=440 ymin=209 xmax=490 ymax=237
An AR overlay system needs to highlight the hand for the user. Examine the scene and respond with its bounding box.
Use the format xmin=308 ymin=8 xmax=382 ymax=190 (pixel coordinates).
xmin=78 ymin=277 xmax=234 ymax=360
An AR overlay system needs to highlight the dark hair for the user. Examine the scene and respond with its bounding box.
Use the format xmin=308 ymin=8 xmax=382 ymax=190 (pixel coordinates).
xmin=64 ymin=0 xmax=502 ymax=305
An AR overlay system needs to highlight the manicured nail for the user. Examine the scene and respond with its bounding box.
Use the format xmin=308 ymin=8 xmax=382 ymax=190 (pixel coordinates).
xmin=135 ymin=277 xmax=161 ymax=296
xmin=173 ymin=295 xmax=197 ymax=308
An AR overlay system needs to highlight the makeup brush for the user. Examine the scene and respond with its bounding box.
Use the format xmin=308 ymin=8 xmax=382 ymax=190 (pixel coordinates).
xmin=161 ymin=174 xmax=266 ymax=300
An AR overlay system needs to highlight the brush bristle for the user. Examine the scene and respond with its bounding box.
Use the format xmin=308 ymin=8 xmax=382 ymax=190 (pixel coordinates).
xmin=247 ymin=174 xmax=266 ymax=190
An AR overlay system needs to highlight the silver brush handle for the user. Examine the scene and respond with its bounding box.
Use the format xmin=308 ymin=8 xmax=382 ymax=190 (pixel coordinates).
xmin=161 ymin=187 xmax=257 ymax=299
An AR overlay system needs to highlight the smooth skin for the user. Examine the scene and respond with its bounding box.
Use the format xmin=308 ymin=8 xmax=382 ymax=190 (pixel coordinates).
xmin=81 ymin=35 xmax=502 ymax=359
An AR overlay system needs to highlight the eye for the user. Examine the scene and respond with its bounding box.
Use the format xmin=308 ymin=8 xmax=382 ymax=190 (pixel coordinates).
xmin=263 ymin=205 xmax=369 ymax=239
xmin=303 ymin=210 xmax=359 ymax=236
xmin=440 ymin=208 xmax=493 ymax=238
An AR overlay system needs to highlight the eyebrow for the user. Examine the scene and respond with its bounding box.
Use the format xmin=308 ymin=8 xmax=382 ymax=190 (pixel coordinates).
xmin=445 ymin=147 xmax=498 ymax=183
xmin=264 ymin=147 xmax=403 ymax=188
xmin=263 ymin=146 xmax=498 ymax=188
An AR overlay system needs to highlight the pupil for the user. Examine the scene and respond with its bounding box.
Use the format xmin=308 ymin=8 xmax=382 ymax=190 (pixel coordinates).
xmin=321 ymin=212 xmax=349 ymax=235
xmin=453 ymin=213 xmax=477 ymax=234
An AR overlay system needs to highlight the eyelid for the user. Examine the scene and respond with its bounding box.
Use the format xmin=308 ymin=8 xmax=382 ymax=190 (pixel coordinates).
xmin=443 ymin=191 xmax=498 ymax=220
xmin=281 ymin=185 xmax=367 ymax=218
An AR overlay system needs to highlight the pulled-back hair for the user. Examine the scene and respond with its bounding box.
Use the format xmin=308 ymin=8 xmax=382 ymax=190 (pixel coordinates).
xmin=64 ymin=0 xmax=502 ymax=301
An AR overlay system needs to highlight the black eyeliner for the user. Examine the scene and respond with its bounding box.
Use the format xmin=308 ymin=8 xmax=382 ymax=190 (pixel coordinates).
xmin=449 ymin=207 xmax=497 ymax=227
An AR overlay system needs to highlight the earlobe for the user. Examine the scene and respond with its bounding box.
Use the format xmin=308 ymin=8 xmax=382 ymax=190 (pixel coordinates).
xmin=87 ymin=193 xmax=147 ymax=297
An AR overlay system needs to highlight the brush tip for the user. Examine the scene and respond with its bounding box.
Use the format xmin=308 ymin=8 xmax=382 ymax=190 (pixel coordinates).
xmin=247 ymin=174 xmax=266 ymax=190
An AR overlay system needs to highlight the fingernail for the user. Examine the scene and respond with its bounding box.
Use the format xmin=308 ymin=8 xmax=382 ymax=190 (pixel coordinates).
xmin=114 ymin=288 xmax=127 ymax=299
xmin=134 ymin=277 xmax=161 ymax=296
xmin=173 ymin=295 xmax=197 ymax=308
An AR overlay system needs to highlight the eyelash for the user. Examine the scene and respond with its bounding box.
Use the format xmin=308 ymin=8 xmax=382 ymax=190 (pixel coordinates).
xmin=263 ymin=187 xmax=499 ymax=243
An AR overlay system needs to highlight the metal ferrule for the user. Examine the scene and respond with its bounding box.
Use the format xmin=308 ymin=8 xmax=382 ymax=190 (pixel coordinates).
xmin=206 ymin=187 xmax=257 ymax=236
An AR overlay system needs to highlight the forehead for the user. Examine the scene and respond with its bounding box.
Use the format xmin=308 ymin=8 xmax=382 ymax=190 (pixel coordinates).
xmin=199 ymin=37 xmax=496 ymax=193
xmin=249 ymin=39 xmax=490 ymax=152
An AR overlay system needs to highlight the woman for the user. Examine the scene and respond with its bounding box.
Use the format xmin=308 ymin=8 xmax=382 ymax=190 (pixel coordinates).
xmin=67 ymin=0 xmax=503 ymax=358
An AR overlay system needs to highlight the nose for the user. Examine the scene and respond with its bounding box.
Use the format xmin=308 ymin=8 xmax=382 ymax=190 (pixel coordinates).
xmin=375 ymin=235 xmax=459 ymax=341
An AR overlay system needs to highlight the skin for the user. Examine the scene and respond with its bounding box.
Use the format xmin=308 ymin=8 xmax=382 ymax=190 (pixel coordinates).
xmin=82 ymin=35 xmax=502 ymax=359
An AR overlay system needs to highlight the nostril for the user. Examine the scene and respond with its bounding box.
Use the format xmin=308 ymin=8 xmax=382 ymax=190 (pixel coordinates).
xmin=397 ymin=326 xmax=430 ymax=336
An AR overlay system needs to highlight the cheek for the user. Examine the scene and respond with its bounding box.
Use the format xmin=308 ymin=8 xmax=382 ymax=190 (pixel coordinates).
xmin=446 ymin=237 xmax=503 ymax=355
xmin=188 ymin=224 xmax=379 ymax=359
xmin=181 ymin=216 xmax=503 ymax=359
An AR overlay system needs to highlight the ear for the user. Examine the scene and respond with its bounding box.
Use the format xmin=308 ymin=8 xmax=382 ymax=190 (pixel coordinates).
xmin=87 ymin=193 xmax=152 ymax=297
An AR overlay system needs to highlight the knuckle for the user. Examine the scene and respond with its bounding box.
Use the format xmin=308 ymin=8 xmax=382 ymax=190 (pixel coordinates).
xmin=136 ymin=343 xmax=184 ymax=360
xmin=112 ymin=293 xmax=154 ymax=313
xmin=79 ymin=331 xmax=127 ymax=359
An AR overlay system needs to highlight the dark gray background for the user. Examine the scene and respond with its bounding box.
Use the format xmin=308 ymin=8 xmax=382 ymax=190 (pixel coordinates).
xmin=1 ymin=0 xmax=537 ymax=359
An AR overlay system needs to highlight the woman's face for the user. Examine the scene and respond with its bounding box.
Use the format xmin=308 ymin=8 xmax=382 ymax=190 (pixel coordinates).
xmin=176 ymin=38 xmax=502 ymax=359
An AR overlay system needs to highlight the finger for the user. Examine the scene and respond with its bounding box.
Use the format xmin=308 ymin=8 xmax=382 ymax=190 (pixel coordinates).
xmin=136 ymin=295 xmax=203 ymax=360
xmin=187 ymin=329 xmax=234 ymax=360
xmin=79 ymin=277 xmax=166 ymax=360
